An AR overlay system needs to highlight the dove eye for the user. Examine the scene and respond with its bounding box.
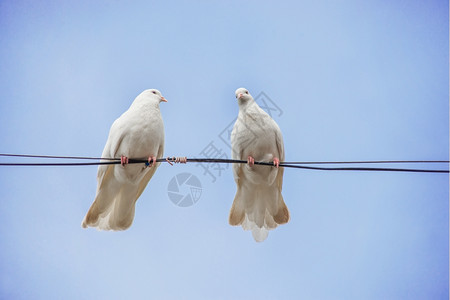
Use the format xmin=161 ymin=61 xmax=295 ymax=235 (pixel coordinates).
xmin=245 ymin=91 xmax=248 ymax=94
xmin=152 ymin=91 xmax=156 ymax=94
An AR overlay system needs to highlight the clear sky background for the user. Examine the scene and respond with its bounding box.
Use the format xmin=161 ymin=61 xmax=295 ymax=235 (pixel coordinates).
xmin=0 ymin=1 xmax=448 ymax=299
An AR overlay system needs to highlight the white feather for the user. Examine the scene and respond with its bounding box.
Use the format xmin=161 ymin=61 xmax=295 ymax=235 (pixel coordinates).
xmin=229 ymin=87 xmax=289 ymax=242
xmin=82 ymin=89 xmax=166 ymax=231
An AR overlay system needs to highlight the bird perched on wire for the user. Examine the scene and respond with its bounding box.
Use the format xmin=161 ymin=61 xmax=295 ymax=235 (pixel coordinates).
xmin=82 ymin=89 xmax=167 ymax=230
xmin=229 ymin=87 xmax=289 ymax=242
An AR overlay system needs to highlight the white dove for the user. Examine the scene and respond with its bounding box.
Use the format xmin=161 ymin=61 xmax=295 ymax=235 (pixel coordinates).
xmin=229 ymin=87 xmax=289 ymax=242
xmin=82 ymin=89 xmax=167 ymax=231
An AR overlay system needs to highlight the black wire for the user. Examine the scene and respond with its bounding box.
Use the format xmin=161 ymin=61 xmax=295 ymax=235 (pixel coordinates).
xmin=187 ymin=158 xmax=449 ymax=173
xmin=0 ymin=162 xmax=119 ymax=166
xmin=283 ymin=160 xmax=449 ymax=164
xmin=0 ymin=154 xmax=448 ymax=173
xmin=280 ymin=164 xmax=449 ymax=173
xmin=1 ymin=154 xmax=447 ymax=164
xmin=0 ymin=153 xmax=118 ymax=160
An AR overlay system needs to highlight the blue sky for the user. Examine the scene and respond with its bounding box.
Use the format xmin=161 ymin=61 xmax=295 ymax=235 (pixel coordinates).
xmin=0 ymin=1 xmax=448 ymax=299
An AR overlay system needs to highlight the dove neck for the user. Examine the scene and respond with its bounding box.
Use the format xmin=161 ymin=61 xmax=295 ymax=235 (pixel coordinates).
xmin=130 ymin=97 xmax=161 ymax=111
xmin=237 ymin=97 xmax=255 ymax=108
xmin=237 ymin=97 xmax=257 ymax=112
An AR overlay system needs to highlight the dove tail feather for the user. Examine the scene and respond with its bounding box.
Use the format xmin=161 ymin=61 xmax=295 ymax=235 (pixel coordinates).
xmin=82 ymin=181 xmax=139 ymax=231
xmin=230 ymin=182 xmax=289 ymax=242
xmin=229 ymin=187 xmax=247 ymax=226
xmin=82 ymin=180 xmax=120 ymax=229
xmin=108 ymin=183 xmax=138 ymax=230
xmin=252 ymin=227 xmax=269 ymax=242
xmin=274 ymin=194 xmax=290 ymax=225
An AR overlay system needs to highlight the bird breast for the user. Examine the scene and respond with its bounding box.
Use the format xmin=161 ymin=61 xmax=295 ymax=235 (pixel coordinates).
xmin=113 ymin=110 xmax=164 ymax=184
xmin=233 ymin=113 xmax=280 ymax=185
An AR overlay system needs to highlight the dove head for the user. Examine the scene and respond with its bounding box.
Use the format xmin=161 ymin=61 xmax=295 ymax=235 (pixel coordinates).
xmin=143 ymin=89 xmax=168 ymax=103
xmin=235 ymin=87 xmax=252 ymax=103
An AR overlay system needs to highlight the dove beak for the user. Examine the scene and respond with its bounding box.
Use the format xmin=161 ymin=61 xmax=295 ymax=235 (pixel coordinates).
xmin=161 ymin=96 xmax=168 ymax=102
xmin=238 ymin=93 xmax=243 ymax=99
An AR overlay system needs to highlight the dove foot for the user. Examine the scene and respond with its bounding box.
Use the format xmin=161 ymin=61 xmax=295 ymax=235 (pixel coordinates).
xmin=120 ymin=155 xmax=129 ymax=166
xmin=273 ymin=157 xmax=280 ymax=168
xmin=147 ymin=156 xmax=157 ymax=167
xmin=247 ymin=156 xmax=255 ymax=166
